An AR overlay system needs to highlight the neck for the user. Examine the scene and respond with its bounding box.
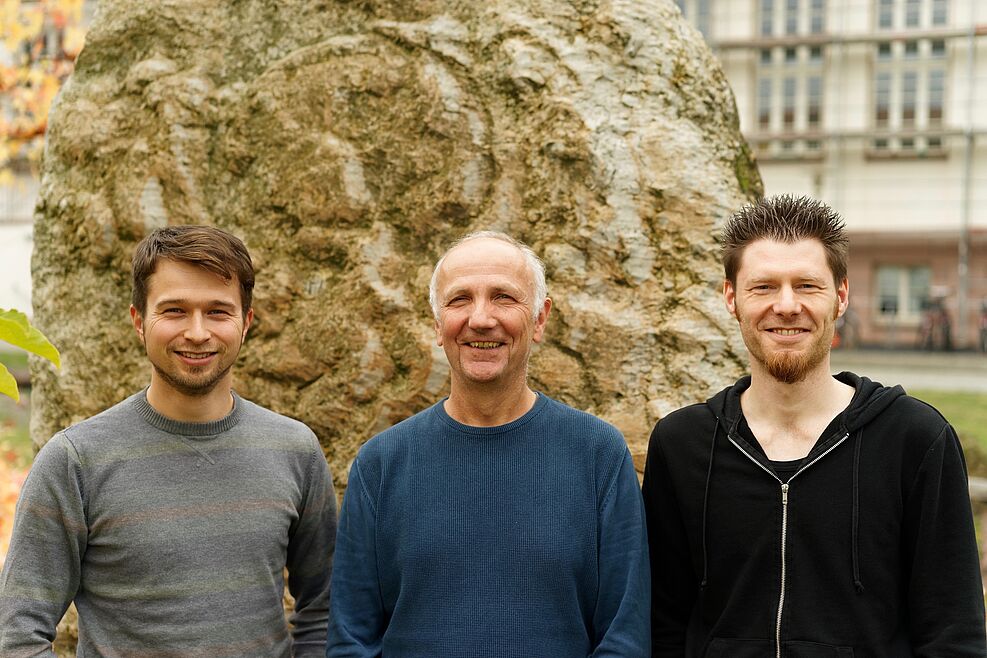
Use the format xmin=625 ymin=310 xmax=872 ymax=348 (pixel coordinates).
xmin=743 ymin=357 xmax=851 ymax=425
xmin=146 ymin=376 xmax=235 ymax=423
xmin=444 ymin=378 xmax=537 ymax=427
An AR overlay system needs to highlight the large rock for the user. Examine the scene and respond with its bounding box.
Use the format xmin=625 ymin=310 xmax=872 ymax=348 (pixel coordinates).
xmin=32 ymin=0 xmax=760 ymax=490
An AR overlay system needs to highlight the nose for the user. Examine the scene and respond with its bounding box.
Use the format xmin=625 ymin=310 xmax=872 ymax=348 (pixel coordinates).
xmin=467 ymin=299 xmax=497 ymax=330
xmin=183 ymin=311 xmax=211 ymax=343
xmin=774 ymin=285 xmax=802 ymax=315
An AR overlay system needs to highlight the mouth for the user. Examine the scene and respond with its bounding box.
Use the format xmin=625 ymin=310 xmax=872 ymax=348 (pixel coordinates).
xmin=465 ymin=341 xmax=503 ymax=349
xmin=174 ymin=350 xmax=218 ymax=363
xmin=768 ymin=328 xmax=808 ymax=336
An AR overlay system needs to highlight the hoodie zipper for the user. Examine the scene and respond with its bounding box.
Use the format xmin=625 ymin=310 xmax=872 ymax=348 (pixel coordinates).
xmin=727 ymin=432 xmax=850 ymax=658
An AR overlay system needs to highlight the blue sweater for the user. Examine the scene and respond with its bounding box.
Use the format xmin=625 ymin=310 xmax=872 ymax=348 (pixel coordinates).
xmin=327 ymin=394 xmax=650 ymax=657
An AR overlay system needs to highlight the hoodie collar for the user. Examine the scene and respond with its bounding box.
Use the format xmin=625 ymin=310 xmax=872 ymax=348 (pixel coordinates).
xmin=708 ymin=372 xmax=904 ymax=436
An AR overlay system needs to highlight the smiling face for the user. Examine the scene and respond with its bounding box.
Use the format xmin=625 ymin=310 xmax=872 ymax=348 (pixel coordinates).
xmin=434 ymin=237 xmax=551 ymax=395
xmin=724 ymin=238 xmax=848 ymax=384
xmin=131 ymin=258 xmax=253 ymax=401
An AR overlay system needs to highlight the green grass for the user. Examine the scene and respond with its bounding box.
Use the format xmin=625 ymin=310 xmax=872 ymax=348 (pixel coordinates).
xmin=0 ymin=350 xmax=29 ymax=373
xmin=910 ymin=389 xmax=987 ymax=477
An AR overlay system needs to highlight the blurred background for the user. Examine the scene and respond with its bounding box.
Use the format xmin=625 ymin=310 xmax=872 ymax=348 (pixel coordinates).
xmin=2 ymin=0 xmax=986 ymax=588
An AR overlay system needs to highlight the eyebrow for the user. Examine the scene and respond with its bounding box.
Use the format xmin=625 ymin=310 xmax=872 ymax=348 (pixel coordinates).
xmin=154 ymin=298 xmax=238 ymax=310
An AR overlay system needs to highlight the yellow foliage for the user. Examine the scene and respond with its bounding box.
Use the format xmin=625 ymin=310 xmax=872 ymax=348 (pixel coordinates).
xmin=0 ymin=0 xmax=88 ymax=178
xmin=0 ymin=440 xmax=27 ymax=569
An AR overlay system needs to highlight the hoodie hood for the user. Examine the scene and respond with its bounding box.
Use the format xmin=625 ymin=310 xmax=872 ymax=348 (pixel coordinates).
xmin=707 ymin=371 xmax=905 ymax=439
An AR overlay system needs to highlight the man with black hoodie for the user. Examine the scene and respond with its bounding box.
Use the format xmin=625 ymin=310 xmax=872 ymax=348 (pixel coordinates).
xmin=642 ymin=195 xmax=986 ymax=657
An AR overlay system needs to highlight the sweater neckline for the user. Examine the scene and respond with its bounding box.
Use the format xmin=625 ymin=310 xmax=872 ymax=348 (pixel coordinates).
xmin=433 ymin=392 xmax=549 ymax=436
xmin=134 ymin=388 xmax=243 ymax=438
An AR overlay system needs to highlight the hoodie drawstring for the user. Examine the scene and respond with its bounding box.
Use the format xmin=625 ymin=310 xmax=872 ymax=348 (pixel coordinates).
xmin=700 ymin=419 xmax=720 ymax=589
xmin=851 ymin=428 xmax=864 ymax=593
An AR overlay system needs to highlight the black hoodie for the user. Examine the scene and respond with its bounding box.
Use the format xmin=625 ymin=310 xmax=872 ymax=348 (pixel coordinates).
xmin=642 ymin=372 xmax=986 ymax=658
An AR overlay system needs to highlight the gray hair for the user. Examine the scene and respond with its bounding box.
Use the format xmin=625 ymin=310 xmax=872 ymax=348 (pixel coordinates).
xmin=428 ymin=231 xmax=548 ymax=322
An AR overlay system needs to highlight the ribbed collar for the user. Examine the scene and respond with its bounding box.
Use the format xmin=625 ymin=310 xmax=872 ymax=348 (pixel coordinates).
xmin=133 ymin=388 xmax=243 ymax=438
xmin=433 ymin=392 xmax=549 ymax=436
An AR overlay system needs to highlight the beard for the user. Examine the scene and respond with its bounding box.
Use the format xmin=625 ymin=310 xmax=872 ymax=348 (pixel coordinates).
xmin=144 ymin=340 xmax=239 ymax=398
xmin=150 ymin=358 xmax=234 ymax=397
xmin=738 ymin=301 xmax=839 ymax=384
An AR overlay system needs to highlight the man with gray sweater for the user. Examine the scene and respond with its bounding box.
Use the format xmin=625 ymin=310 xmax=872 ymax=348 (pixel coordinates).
xmin=0 ymin=226 xmax=336 ymax=657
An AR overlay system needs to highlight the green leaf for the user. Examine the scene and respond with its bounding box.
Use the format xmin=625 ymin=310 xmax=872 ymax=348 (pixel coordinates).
xmin=0 ymin=308 xmax=60 ymax=368
xmin=0 ymin=362 xmax=19 ymax=402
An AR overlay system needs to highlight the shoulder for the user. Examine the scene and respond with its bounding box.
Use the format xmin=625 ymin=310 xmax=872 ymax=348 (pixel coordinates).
xmin=236 ymin=396 xmax=320 ymax=449
xmin=356 ymin=403 xmax=438 ymax=463
xmin=538 ymin=395 xmax=627 ymax=450
xmin=59 ymin=391 xmax=148 ymax=456
xmin=650 ymin=402 xmax=716 ymax=445
xmin=878 ymin=393 xmax=954 ymax=454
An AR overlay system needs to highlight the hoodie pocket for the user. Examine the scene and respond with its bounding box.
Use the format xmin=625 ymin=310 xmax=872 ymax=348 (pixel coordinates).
xmin=706 ymin=638 xmax=854 ymax=657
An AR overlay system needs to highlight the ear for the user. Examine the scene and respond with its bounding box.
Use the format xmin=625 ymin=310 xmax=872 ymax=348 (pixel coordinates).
xmin=434 ymin=315 xmax=443 ymax=347
xmin=836 ymin=278 xmax=849 ymax=318
xmin=242 ymin=307 xmax=254 ymax=339
xmin=130 ymin=305 xmax=145 ymax=344
xmin=723 ymin=280 xmax=738 ymax=317
xmin=532 ymin=297 xmax=552 ymax=343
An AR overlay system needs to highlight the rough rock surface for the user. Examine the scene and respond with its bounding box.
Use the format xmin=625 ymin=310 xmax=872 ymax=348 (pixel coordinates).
xmin=32 ymin=0 xmax=759 ymax=490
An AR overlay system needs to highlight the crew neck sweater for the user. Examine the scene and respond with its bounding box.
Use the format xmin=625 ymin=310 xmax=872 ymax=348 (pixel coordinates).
xmin=0 ymin=389 xmax=336 ymax=657
xmin=327 ymin=393 xmax=650 ymax=657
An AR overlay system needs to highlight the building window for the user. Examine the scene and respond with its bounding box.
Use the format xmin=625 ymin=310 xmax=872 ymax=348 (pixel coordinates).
xmin=758 ymin=78 xmax=772 ymax=129
xmin=810 ymin=0 xmax=825 ymax=33
xmin=807 ymin=75 xmax=822 ymax=128
xmin=901 ymin=71 xmax=917 ymax=126
xmin=877 ymin=265 xmax=931 ymax=322
xmin=932 ymin=0 xmax=948 ymax=25
xmin=876 ymin=0 xmax=950 ymax=30
xmin=928 ymin=69 xmax=944 ymax=125
xmin=760 ymin=0 xmax=827 ymax=37
xmin=675 ymin=0 xmax=712 ymax=38
xmin=761 ymin=0 xmax=775 ymax=35
xmin=756 ymin=42 xmax=827 ymax=151
xmin=783 ymin=77 xmax=797 ymax=130
xmin=875 ymin=72 xmax=891 ymax=127
xmin=872 ymin=39 xmax=947 ymax=151
xmin=905 ymin=0 xmax=921 ymax=27
xmin=878 ymin=0 xmax=893 ymax=28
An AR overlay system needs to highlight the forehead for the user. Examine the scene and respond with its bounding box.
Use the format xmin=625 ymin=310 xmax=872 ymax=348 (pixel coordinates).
xmin=736 ymin=238 xmax=833 ymax=281
xmin=437 ymin=239 xmax=532 ymax=292
xmin=146 ymin=259 xmax=240 ymax=304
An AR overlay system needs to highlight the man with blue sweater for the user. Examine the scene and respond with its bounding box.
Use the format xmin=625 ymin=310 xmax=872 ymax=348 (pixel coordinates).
xmin=327 ymin=231 xmax=650 ymax=657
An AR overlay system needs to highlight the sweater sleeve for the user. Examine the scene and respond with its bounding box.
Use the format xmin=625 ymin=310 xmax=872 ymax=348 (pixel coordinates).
xmin=590 ymin=448 xmax=651 ymax=657
xmin=903 ymin=423 xmax=987 ymax=656
xmin=326 ymin=457 xmax=386 ymax=658
xmin=0 ymin=433 xmax=87 ymax=657
xmin=641 ymin=421 xmax=699 ymax=657
xmin=285 ymin=438 xmax=337 ymax=657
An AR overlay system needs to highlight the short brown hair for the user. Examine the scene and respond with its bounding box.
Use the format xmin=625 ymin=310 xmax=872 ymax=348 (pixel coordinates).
xmin=131 ymin=225 xmax=254 ymax=318
xmin=721 ymin=194 xmax=848 ymax=285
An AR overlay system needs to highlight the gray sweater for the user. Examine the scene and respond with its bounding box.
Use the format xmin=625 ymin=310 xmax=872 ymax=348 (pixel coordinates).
xmin=0 ymin=390 xmax=336 ymax=657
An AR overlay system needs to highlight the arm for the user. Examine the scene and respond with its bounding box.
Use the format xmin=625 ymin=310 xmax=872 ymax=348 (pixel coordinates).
xmin=590 ymin=450 xmax=651 ymax=657
xmin=285 ymin=438 xmax=338 ymax=657
xmin=641 ymin=423 xmax=698 ymax=657
xmin=0 ymin=433 xmax=87 ymax=657
xmin=326 ymin=457 xmax=386 ymax=658
xmin=904 ymin=424 xmax=987 ymax=656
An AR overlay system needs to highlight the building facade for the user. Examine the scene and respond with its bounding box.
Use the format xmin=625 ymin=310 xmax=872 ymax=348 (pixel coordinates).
xmin=678 ymin=0 xmax=987 ymax=350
